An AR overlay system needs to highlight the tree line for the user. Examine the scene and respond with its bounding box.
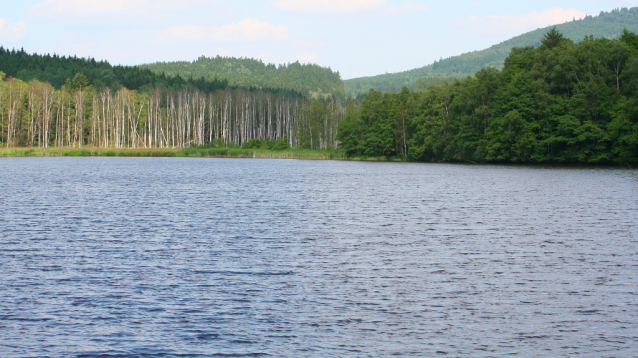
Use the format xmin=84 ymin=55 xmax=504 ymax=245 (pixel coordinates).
xmin=0 ymin=48 xmax=345 ymax=150
xmin=3 ymin=28 xmax=638 ymax=165
xmin=140 ymin=56 xmax=345 ymax=99
xmin=338 ymin=29 xmax=638 ymax=165
xmin=0 ymin=47 xmax=309 ymax=98
xmin=0 ymin=74 xmax=343 ymax=150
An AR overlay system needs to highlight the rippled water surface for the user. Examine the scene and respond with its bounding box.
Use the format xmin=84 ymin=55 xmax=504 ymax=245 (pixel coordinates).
xmin=1 ymin=158 xmax=637 ymax=357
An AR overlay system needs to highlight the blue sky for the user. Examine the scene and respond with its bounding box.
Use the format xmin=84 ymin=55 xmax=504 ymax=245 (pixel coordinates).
xmin=1 ymin=0 xmax=637 ymax=79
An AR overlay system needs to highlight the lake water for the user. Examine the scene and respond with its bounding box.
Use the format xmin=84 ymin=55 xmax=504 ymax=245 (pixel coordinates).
xmin=1 ymin=158 xmax=637 ymax=357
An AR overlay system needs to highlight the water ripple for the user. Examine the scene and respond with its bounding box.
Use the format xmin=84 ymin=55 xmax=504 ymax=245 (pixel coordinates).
xmin=0 ymin=158 xmax=637 ymax=357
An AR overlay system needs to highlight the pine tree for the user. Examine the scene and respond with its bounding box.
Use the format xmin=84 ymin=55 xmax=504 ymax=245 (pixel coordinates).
xmin=541 ymin=27 xmax=565 ymax=49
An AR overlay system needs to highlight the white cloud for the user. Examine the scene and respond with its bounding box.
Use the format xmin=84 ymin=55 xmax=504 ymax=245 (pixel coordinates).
xmin=450 ymin=7 xmax=587 ymax=36
xmin=165 ymin=19 xmax=289 ymax=42
xmin=295 ymin=52 xmax=320 ymax=63
xmin=30 ymin=0 xmax=148 ymax=17
xmin=0 ymin=19 xmax=28 ymax=41
xmin=385 ymin=3 xmax=429 ymax=15
xmin=274 ymin=0 xmax=386 ymax=14
xmin=28 ymin=0 xmax=218 ymax=18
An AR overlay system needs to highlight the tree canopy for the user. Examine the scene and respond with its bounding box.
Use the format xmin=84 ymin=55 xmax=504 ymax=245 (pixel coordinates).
xmin=139 ymin=56 xmax=344 ymax=99
xmin=0 ymin=47 xmax=304 ymax=97
xmin=338 ymin=29 xmax=638 ymax=165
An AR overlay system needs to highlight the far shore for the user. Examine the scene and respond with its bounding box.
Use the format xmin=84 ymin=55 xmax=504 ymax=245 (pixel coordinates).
xmin=0 ymin=147 xmax=350 ymax=161
xmin=0 ymin=148 xmax=633 ymax=167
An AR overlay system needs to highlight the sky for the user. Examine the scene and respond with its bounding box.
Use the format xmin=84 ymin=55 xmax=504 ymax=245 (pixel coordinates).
xmin=1 ymin=0 xmax=637 ymax=79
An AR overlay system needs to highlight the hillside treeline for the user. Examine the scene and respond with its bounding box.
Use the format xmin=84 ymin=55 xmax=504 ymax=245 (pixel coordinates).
xmin=345 ymin=73 xmax=464 ymax=98
xmin=428 ymin=7 xmax=638 ymax=75
xmin=345 ymin=7 xmax=638 ymax=97
xmin=0 ymin=47 xmax=240 ymax=94
xmin=338 ymin=30 xmax=638 ymax=165
xmin=0 ymin=48 xmax=343 ymax=150
xmin=0 ymin=76 xmax=342 ymax=149
xmin=140 ymin=56 xmax=345 ymax=99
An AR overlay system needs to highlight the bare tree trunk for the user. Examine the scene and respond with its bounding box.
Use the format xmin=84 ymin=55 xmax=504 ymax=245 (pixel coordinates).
xmin=73 ymin=89 xmax=85 ymax=147
xmin=6 ymin=79 xmax=25 ymax=147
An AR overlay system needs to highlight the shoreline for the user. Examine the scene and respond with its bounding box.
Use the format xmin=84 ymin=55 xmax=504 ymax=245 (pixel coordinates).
xmin=0 ymin=148 xmax=633 ymax=168
xmin=0 ymin=147 xmax=349 ymax=161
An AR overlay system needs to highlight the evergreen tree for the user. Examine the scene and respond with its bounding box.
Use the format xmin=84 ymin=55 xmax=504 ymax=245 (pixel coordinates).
xmin=541 ymin=27 xmax=565 ymax=49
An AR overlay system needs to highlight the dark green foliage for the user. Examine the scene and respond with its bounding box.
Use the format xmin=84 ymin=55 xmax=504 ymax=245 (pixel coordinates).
xmin=340 ymin=29 xmax=638 ymax=165
xmin=345 ymin=7 xmax=638 ymax=97
xmin=620 ymin=28 xmax=638 ymax=50
xmin=541 ymin=27 xmax=565 ymax=49
xmin=0 ymin=47 xmax=247 ymax=94
xmin=140 ymin=56 xmax=344 ymax=99
xmin=241 ymin=138 xmax=290 ymax=150
xmin=65 ymin=72 xmax=90 ymax=91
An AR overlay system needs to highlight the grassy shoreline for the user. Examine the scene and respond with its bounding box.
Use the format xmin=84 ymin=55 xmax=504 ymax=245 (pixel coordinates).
xmin=0 ymin=147 xmax=349 ymax=160
xmin=1 ymin=148 xmax=630 ymax=167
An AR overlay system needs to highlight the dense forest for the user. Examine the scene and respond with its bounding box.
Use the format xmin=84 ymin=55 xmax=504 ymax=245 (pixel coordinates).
xmin=0 ymin=47 xmax=236 ymax=94
xmin=2 ymin=25 xmax=637 ymax=166
xmin=338 ymin=29 xmax=638 ymax=165
xmin=0 ymin=50 xmax=343 ymax=150
xmin=345 ymin=7 xmax=638 ymax=97
xmin=140 ymin=56 xmax=345 ymax=99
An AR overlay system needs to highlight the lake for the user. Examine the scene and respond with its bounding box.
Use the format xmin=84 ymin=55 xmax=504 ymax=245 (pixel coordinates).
xmin=1 ymin=158 xmax=637 ymax=357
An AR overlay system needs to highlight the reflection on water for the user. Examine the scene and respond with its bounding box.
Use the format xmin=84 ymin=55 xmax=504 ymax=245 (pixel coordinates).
xmin=1 ymin=158 xmax=637 ymax=357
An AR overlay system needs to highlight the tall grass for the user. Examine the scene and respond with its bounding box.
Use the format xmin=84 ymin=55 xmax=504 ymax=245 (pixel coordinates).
xmin=0 ymin=147 xmax=348 ymax=160
xmin=0 ymin=148 xmax=181 ymax=157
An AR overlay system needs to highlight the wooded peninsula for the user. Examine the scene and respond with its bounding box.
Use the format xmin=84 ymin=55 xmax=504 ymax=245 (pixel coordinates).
xmin=0 ymin=26 xmax=637 ymax=165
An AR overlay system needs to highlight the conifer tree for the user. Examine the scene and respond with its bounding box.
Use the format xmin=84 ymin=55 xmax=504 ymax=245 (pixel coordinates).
xmin=541 ymin=27 xmax=565 ymax=49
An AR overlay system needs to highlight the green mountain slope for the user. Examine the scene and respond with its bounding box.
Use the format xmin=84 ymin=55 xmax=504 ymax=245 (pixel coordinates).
xmin=139 ymin=56 xmax=344 ymax=99
xmin=0 ymin=47 xmax=230 ymax=93
xmin=345 ymin=7 xmax=638 ymax=97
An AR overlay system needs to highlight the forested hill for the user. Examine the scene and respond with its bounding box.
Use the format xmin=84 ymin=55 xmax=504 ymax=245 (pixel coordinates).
xmin=139 ymin=56 xmax=345 ymax=99
xmin=0 ymin=47 xmax=343 ymax=150
xmin=337 ymin=29 xmax=638 ymax=165
xmin=345 ymin=7 xmax=638 ymax=97
xmin=0 ymin=47 xmax=240 ymax=94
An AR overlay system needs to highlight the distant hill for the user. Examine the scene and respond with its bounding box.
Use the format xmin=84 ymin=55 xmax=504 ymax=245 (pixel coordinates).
xmin=0 ymin=47 xmax=230 ymax=93
xmin=345 ymin=7 xmax=638 ymax=97
xmin=139 ymin=56 xmax=345 ymax=99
